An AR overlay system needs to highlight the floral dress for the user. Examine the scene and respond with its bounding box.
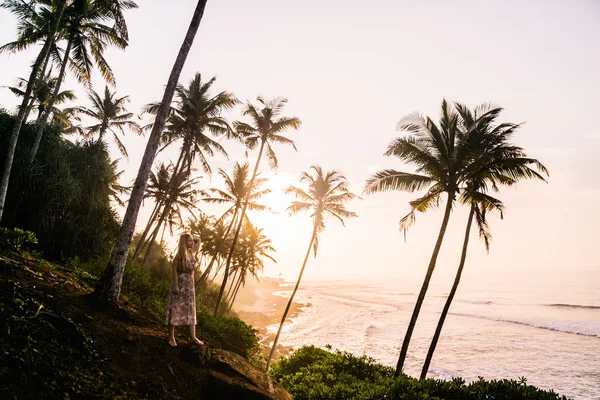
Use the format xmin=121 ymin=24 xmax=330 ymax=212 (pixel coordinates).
xmin=165 ymin=258 xmax=196 ymax=326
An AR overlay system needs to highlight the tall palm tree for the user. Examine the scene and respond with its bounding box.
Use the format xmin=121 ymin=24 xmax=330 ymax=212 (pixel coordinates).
xmin=364 ymin=99 xmax=491 ymax=375
xmin=77 ymin=86 xmax=141 ymax=158
xmin=141 ymin=73 xmax=238 ymax=263
xmin=214 ymin=97 xmax=301 ymax=316
xmin=132 ymin=161 xmax=172 ymax=259
xmin=95 ymin=0 xmax=210 ymax=305
xmin=226 ymin=223 xmax=275 ymax=312
xmin=200 ymin=162 xmax=271 ymax=283
xmin=0 ymin=0 xmax=68 ymax=221
xmin=138 ymin=162 xmax=201 ymax=265
xmin=419 ymin=104 xmax=548 ymax=379
xmin=29 ymin=0 xmax=138 ymax=163
xmin=266 ymin=166 xmax=357 ymax=370
xmin=145 ymin=72 xmax=238 ymax=176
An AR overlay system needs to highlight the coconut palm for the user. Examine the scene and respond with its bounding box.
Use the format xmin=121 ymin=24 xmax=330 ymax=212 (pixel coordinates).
xmin=266 ymin=166 xmax=357 ymax=370
xmin=137 ymin=162 xmax=201 ymax=265
xmin=214 ymin=97 xmax=301 ymax=316
xmin=107 ymin=158 xmax=130 ymax=207
xmin=141 ymin=73 xmax=238 ymax=263
xmin=0 ymin=0 xmax=68 ymax=221
xmin=364 ymin=99 xmax=490 ymax=375
xmin=226 ymin=223 xmax=275 ymax=312
xmin=95 ymin=0 xmax=210 ymax=305
xmin=200 ymin=162 xmax=271 ymax=283
xmin=7 ymin=71 xmax=77 ymax=121
xmin=29 ymin=0 xmax=138 ymax=163
xmin=144 ymin=72 xmax=238 ymax=176
xmin=419 ymin=104 xmax=548 ymax=379
xmin=77 ymin=86 xmax=141 ymax=158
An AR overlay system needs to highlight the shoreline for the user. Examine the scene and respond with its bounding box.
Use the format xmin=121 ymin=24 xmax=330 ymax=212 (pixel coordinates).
xmin=233 ymin=278 xmax=309 ymax=361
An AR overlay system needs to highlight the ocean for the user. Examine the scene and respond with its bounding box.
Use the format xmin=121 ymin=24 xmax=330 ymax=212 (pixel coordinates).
xmin=266 ymin=277 xmax=600 ymax=399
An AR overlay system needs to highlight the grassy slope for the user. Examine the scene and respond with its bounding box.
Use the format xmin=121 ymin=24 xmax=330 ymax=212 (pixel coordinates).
xmin=0 ymin=250 xmax=290 ymax=399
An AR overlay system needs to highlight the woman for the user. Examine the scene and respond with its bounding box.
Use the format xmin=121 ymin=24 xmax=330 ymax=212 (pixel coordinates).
xmin=166 ymin=233 xmax=204 ymax=347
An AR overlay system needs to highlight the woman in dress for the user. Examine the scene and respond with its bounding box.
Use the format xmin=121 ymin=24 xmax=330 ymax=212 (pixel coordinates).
xmin=166 ymin=233 xmax=204 ymax=347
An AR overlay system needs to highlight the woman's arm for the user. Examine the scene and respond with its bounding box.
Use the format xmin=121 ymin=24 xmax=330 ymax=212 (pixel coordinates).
xmin=192 ymin=236 xmax=201 ymax=254
xmin=172 ymin=256 xmax=180 ymax=294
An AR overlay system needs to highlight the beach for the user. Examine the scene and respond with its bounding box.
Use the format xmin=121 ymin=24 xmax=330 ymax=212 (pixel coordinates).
xmin=234 ymin=277 xmax=309 ymax=361
xmin=237 ymin=277 xmax=600 ymax=400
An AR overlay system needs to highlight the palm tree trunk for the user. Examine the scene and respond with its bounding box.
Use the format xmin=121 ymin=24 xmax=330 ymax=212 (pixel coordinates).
xmin=0 ymin=1 xmax=66 ymax=221
xmin=214 ymin=139 xmax=266 ymax=316
xmin=395 ymin=191 xmax=454 ymax=376
xmin=93 ymin=0 xmax=209 ymax=305
xmin=266 ymin=223 xmax=318 ymax=371
xmin=420 ymin=205 xmax=474 ymax=380
xmin=227 ymin=276 xmax=244 ymax=312
xmin=26 ymin=41 xmax=55 ymax=123
xmin=28 ymin=28 xmax=75 ymax=163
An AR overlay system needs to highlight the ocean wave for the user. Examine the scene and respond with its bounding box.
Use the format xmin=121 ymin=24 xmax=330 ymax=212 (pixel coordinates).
xmin=450 ymin=312 xmax=600 ymax=337
xmin=545 ymin=303 xmax=600 ymax=310
xmin=457 ymin=299 xmax=493 ymax=305
xmin=364 ymin=324 xmax=381 ymax=337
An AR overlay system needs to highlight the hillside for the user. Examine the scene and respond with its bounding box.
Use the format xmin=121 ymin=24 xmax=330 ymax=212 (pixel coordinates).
xmin=0 ymin=250 xmax=291 ymax=399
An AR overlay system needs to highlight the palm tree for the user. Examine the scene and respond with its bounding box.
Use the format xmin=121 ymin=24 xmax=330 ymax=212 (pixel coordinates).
xmin=214 ymin=97 xmax=301 ymax=316
xmin=0 ymin=0 xmax=68 ymax=221
xmin=77 ymin=86 xmax=141 ymax=158
xmin=141 ymin=72 xmax=238 ymax=262
xmin=7 ymin=71 xmax=77 ymax=122
xmin=266 ymin=166 xmax=357 ymax=370
xmin=200 ymin=162 xmax=271 ymax=283
xmin=95 ymin=0 xmax=210 ymax=305
xmin=29 ymin=0 xmax=138 ymax=163
xmin=145 ymin=72 xmax=238 ymax=176
xmin=364 ymin=99 xmax=489 ymax=375
xmin=132 ymin=162 xmax=172 ymax=259
xmin=139 ymin=162 xmax=201 ymax=266
xmin=419 ymin=104 xmax=549 ymax=379
xmin=226 ymin=223 xmax=275 ymax=312
xmin=107 ymin=158 xmax=130 ymax=207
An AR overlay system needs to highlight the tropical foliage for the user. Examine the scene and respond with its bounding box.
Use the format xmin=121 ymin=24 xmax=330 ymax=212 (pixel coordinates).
xmin=271 ymin=345 xmax=568 ymax=400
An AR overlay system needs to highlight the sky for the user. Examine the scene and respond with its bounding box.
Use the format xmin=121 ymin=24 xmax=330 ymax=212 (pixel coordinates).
xmin=1 ymin=0 xmax=599 ymax=295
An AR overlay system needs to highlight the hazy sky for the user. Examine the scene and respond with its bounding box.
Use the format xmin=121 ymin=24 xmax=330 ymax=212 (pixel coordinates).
xmin=1 ymin=1 xmax=599 ymax=296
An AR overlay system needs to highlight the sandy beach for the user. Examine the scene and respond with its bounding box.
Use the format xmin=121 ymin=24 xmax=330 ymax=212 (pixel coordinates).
xmin=232 ymin=277 xmax=308 ymax=361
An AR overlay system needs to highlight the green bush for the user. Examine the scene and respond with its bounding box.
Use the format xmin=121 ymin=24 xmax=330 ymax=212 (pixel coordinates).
xmin=196 ymin=311 xmax=261 ymax=360
xmin=0 ymin=112 xmax=120 ymax=261
xmin=270 ymin=345 xmax=568 ymax=400
xmin=0 ymin=227 xmax=38 ymax=251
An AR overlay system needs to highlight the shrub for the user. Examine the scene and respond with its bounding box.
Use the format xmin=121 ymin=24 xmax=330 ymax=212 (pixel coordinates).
xmin=196 ymin=311 xmax=261 ymax=360
xmin=0 ymin=227 xmax=38 ymax=251
xmin=270 ymin=345 xmax=569 ymax=400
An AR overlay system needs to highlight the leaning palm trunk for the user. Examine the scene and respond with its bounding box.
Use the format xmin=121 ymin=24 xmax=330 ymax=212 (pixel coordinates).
xmin=0 ymin=1 xmax=66 ymax=221
xmin=226 ymin=276 xmax=244 ymax=313
xmin=29 ymin=29 xmax=75 ymax=163
xmin=94 ymin=0 xmax=209 ymax=305
xmin=395 ymin=192 xmax=454 ymax=376
xmin=266 ymin=223 xmax=318 ymax=371
xmin=420 ymin=205 xmax=474 ymax=379
xmin=214 ymin=140 xmax=266 ymax=315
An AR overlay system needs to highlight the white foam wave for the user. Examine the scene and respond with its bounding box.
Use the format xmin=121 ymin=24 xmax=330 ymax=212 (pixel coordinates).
xmin=450 ymin=312 xmax=600 ymax=337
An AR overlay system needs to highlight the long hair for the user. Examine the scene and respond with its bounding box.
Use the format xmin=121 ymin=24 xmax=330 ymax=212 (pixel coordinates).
xmin=174 ymin=233 xmax=192 ymax=273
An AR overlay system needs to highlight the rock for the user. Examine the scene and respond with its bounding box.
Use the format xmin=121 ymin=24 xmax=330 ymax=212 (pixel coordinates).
xmin=181 ymin=343 xmax=292 ymax=400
